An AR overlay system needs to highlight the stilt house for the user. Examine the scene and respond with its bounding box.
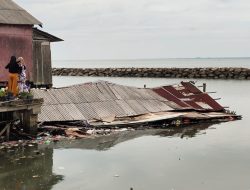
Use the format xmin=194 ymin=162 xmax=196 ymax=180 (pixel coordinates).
xmin=0 ymin=0 xmax=62 ymax=88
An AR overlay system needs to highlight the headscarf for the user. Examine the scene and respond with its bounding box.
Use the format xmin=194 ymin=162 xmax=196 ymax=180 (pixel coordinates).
xmin=17 ymin=57 xmax=25 ymax=65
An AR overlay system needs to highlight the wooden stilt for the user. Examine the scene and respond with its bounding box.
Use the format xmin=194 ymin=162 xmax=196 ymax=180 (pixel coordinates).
xmin=0 ymin=123 xmax=10 ymax=141
xmin=0 ymin=98 xmax=43 ymax=140
xmin=23 ymin=110 xmax=38 ymax=135
xmin=6 ymin=124 xmax=10 ymax=141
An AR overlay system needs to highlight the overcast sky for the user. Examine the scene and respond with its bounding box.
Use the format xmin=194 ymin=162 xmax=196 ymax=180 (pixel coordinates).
xmin=17 ymin=0 xmax=250 ymax=60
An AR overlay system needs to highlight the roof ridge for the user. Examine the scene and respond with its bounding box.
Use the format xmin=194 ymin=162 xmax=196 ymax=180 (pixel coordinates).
xmin=0 ymin=9 xmax=24 ymax=11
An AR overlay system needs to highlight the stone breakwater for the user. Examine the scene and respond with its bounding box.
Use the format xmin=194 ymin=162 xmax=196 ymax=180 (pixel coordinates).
xmin=52 ymin=67 xmax=250 ymax=80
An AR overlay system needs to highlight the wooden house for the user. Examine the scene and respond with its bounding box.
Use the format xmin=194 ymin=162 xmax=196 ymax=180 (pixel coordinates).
xmin=32 ymin=28 xmax=62 ymax=88
xmin=0 ymin=0 xmax=62 ymax=88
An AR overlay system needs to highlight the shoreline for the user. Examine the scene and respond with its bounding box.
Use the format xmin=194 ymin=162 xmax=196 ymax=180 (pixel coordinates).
xmin=52 ymin=67 xmax=250 ymax=80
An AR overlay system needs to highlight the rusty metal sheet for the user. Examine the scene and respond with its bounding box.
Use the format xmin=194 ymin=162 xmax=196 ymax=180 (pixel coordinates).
xmin=183 ymin=100 xmax=203 ymax=110
xmin=163 ymin=86 xmax=186 ymax=98
xmin=163 ymin=83 xmax=221 ymax=111
xmin=190 ymin=93 xmax=224 ymax=111
xmin=181 ymin=82 xmax=202 ymax=94
xmin=195 ymin=102 xmax=213 ymax=110
xmin=153 ymin=88 xmax=190 ymax=108
xmin=164 ymin=85 xmax=203 ymax=110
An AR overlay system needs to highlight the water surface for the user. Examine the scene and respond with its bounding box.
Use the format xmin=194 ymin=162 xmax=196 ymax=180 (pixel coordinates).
xmin=0 ymin=78 xmax=249 ymax=190
xmin=53 ymin=58 xmax=250 ymax=68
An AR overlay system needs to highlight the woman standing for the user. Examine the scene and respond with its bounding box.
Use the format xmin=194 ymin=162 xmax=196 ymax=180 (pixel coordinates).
xmin=17 ymin=57 xmax=28 ymax=92
xmin=5 ymin=56 xmax=21 ymax=96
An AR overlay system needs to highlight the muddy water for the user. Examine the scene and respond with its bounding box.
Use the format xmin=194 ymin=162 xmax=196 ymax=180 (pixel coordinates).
xmin=1 ymin=79 xmax=250 ymax=190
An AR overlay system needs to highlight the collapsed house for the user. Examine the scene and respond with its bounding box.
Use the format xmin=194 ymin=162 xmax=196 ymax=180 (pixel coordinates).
xmin=31 ymin=81 xmax=240 ymax=127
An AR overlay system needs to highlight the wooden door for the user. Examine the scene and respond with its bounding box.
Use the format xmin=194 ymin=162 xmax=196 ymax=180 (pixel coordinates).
xmin=32 ymin=41 xmax=52 ymax=87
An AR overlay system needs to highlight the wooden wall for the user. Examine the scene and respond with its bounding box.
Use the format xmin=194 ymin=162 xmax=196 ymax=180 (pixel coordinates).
xmin=0 ymin=24 xmax=33 ymax=82
xmin=32 ymin=41 xmax=52 ymax=86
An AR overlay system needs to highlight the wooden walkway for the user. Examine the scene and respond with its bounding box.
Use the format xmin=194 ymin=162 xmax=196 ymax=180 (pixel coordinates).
xmin=0 ymin=98 xmax=43 ymax=138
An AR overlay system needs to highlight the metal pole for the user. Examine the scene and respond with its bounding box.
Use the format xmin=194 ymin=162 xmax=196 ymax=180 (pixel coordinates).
xmin=203 ymin=83 xmax=206 ymax=92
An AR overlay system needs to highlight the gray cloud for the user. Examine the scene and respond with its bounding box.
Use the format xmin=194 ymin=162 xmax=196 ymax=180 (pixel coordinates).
xmin=16 ymin=0 xmax=250 ymax=59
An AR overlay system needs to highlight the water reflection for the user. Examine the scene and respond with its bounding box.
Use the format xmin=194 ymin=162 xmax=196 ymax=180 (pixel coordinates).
xmin=155 ymin=122 xmax=213 ymax=138
xmin=0 ymin=121 xmax=237 ymax=190
xmin=52 ymin=122 xmax=216 ymax=151
xmin=0 ymin=145 xmax=63 ymax=190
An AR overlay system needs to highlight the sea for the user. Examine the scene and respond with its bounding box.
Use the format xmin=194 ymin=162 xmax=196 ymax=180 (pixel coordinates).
xmin=0 ymin=58 xmax=250 ymax=190
xmin=52 ymin=58 xmax=250 ymax=88
xmin=53 ymin=58 xmax=250 ymax=69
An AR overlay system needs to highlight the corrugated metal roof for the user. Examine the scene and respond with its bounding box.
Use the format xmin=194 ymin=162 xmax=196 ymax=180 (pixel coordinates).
xmin=32 ymin=81 xmax=225 ymax=123
xmin=32 ymin=81 xmax=177 ymax=122
xmin=0 ymin=0 xmax=42 ymax=25
xmin=153 ymin=82 xmax=224 ymax=111
xmin=33 ymin=28 xmax=63 ymax=42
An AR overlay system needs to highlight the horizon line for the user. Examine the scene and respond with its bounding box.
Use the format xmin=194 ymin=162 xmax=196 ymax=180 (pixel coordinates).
xmin=53 ymin=57 xmax=250 ymax=61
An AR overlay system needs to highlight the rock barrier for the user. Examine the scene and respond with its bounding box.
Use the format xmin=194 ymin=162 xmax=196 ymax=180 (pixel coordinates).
xmin=52 ymin=67 xmax=250 ymax=80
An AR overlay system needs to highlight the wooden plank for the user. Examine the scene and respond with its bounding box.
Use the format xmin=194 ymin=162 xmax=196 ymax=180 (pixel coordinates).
xmin=41 ymin=42 xmax=52 ymax=85
xmin=6 ymin=124 xmax=10 ymax=141
xmin=32 ymin=41 xmax=43 ymax=85
xmin=0 ymin=123 xmax=10 ymax=136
